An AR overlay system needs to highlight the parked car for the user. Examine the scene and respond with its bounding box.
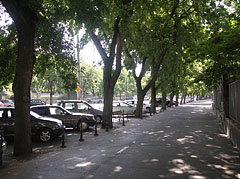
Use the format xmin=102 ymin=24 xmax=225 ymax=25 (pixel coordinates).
xmin=0 ymin=126 xmax=7 ymax=152
xmin=0 ymin=99 xmax=14 ymax=107
xmin=57 ymin=100 xmax=103 ymax=123
xmin=1 ymin=136 xmax=7 ymax=152
xmin=87 ymin=97 xmax=104 ymax=104
xmin=31 ymin=105 xmax=96 ymax=131
xmin=125 ymin=100 xmax=151 ymax=113
xmin=150 ymin=97 xmax=175 ymax=107
xmin=112 ymin=101 xmax=136 ymax=115
xmin=30 ymin=99 xmax=46 ymax=106
xmin=0 ymin=107 xmax=64 ymax=142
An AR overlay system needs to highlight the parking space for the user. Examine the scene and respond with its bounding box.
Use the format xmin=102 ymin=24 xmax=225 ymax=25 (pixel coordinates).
xmin=1 ymin=113 xmax=144 ymax=167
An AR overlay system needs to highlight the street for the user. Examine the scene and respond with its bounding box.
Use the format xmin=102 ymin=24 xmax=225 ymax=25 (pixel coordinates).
xmin=1 ymin=99 xmax=240 ymax=179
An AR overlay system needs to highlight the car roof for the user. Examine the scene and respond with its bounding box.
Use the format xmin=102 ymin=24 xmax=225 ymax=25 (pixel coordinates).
xmin=59 ymin=100 xmax=86 ymax=103
xmin=31 ymin=104 xmax=61 ymax=108
xmin=0 ymin=107 xmax=15 ymax=109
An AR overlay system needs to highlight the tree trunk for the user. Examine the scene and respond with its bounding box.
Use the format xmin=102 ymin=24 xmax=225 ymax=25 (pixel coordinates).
xmin=90 ymin=18 xmax=122 ymax=129
xmin=175 ymin=90 xmax=179 ymax=106
xmin=102 ymin=67 xmax=114 ymax=129
xmin=135 ymin=89 xmax=145 ymax=118
xmin=162 ymin=91 xmax=167 ymax=110
xmin=151 ymin=82 xmax=157 ymax=113
xmin=2 ymin=0 xmax=37 ymax=157
xmin=222 ymin=75 xmax=230 ymax=118
xmin=169 ymin=92 xmax=174 ymax=107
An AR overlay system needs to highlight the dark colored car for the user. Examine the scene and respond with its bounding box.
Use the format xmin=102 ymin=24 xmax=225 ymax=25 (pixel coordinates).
xmin=0 ymin=107 xmax=64 ymax=142
xmin=57 ymin=100 xmax=103 ymax=123
xmin=0 ymin=131 xmax=7 ymax=152
xmin=150 ymin=97 xmax=175 ymax=107
xmin=31 ymin=105 xmax=96 ymax=131
xmin=30 ymin=99 xmax=46 ymax=106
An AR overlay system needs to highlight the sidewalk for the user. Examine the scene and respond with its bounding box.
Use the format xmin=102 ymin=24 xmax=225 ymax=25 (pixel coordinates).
xmin=0 ymin=99 xmax=240 ymax=179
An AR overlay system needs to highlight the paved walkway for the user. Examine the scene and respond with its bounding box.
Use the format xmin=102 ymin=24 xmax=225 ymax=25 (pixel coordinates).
xmin=0 ymin=99 xmax=240 ymax=179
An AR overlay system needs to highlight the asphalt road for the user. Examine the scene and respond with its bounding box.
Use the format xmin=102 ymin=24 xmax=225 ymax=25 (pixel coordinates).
xmin=1 ymin=99 xmax=240 ymax=179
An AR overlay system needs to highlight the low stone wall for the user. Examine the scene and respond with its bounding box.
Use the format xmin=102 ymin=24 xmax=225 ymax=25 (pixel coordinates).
xmin=214 ymin=108 xmax=240 ymax=151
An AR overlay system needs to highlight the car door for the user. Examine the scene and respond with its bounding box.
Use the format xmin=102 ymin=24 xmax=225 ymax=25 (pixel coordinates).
xmin=120 ymin=102 xmax=134 ymax=114
xmin=48 ymin=107 xmax=77 ymax=128
xmin=0 ymin=109 xmax=15 ymax=136
xmin=113 ymin=102 xmax=122 ymax=114
xmin=76 ymin=102 xmax=92 ymax=115
xmin=64 ymin=102 xmax=78 ymax=112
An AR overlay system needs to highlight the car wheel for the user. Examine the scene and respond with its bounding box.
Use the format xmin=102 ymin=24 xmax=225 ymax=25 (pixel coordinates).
xmin=146 ymin=107 xmax=151 ymax=113
xmin=77 ymin=119 xmax=89 ymax=131
xmin=96 ymin=116 xmax=102 ymax=124
xmin=38 ymin=128 xmax=53 ymax=142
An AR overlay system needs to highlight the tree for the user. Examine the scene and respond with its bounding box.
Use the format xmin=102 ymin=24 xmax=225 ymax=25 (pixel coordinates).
xmin=1 ymin=0 xmax=73 ymax=157
xmin=1 ymin=0 xmax=41 ymax=157
xmin=189 ymin=1 xmax=240 ymax=117
xmin=70 ymin=0 xmax=132 ymax=129
xmin=124 ymin=0 xmax=207 ymax=117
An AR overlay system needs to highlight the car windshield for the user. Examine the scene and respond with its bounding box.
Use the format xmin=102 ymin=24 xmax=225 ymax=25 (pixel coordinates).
xmin=30 ymin=111 xmax=42 ymax=118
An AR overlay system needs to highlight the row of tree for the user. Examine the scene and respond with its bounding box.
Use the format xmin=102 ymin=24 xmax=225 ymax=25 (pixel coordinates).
xmin=0 ymin=0 xmax=239 ymax=157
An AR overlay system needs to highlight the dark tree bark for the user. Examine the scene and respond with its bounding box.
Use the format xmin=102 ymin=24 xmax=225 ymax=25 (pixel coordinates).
xmin=126 ymin=48 xmax=168 ymax=118
xmin=169 ymin=92 xmax=174 ymax=107
xmin=90 ymin=17 xmax=122 ymax=129
xmin=2 ymin=0 xmax=38 ymax=157
xmin=162 ymin=91 xmax=167 ymax=110
xmin=151 ymin=82 xmax=157 ymax=114
xmin=175 ymin=90 xmax=179 ymax=106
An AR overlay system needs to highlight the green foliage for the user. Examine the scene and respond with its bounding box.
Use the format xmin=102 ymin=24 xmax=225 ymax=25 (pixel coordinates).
xmin=114 ymin=69 xmax=136 ymax=99
xmin=189 ymin=2 xmax=240 ymax=88
xmin=32 ymin=54 xmax=78 ymax=93
xmin=0 ymin=1 xmax=78 ymax=92
xmin=0 ymin=24 xmax=17 ymax=87
xmin=80 ymin=63 xmax=103 ymax=97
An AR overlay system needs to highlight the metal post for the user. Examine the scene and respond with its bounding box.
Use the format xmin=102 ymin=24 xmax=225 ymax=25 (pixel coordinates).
xmin=60 ymin=130 xmax=66 ymax=148
xmin=79 ymin=120 xmax=84 ymax=141
xmin=94 ymin=123 xmax=98 ymax=136
xmin=122 ymin=110 xmax=125 ymax=126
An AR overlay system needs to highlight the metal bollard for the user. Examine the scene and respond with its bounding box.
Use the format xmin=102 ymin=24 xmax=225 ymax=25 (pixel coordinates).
xmin=79 ymin=120 xmax=84 ymax=142
xmin=60 ymin=130 xmax=66 ymax=148
xmin=122 ymin=110 xmax=125 ymax=126
xmin=94 ymin=123 xmax=98 ymax=136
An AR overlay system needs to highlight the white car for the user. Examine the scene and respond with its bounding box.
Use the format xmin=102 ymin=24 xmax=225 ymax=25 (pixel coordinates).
xmin=112 ymin=101 xmax=136 ymax=115
xmin=125 ymin=100 xmax=151 ymax=113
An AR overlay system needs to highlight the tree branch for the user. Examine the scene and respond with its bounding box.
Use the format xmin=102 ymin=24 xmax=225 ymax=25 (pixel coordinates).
xmin=109 ymin=16 xmax=121 ymax=59
xmin=89 ymin=32 xmax=108 ymax=61
xmin=112 ymin=32 xmax=122 ymax=86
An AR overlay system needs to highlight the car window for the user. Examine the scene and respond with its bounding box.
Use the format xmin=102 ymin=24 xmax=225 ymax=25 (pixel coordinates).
xmin=32 ymin=108 xmax=49 ymax=115
xmin=113 ymin=103 xmax=120 ymax=107
xmin=121 ymin=103 xmax=130 ymax=107
xmin=65 ymin=103 xmax=75 ymax=110
xmin=77 ymin=103 xmax=89 ymax=110
xmin=30 ymin=111 xmax=42 ymax=118
xmin=49 ymin=107 xmax=64 ymax=115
